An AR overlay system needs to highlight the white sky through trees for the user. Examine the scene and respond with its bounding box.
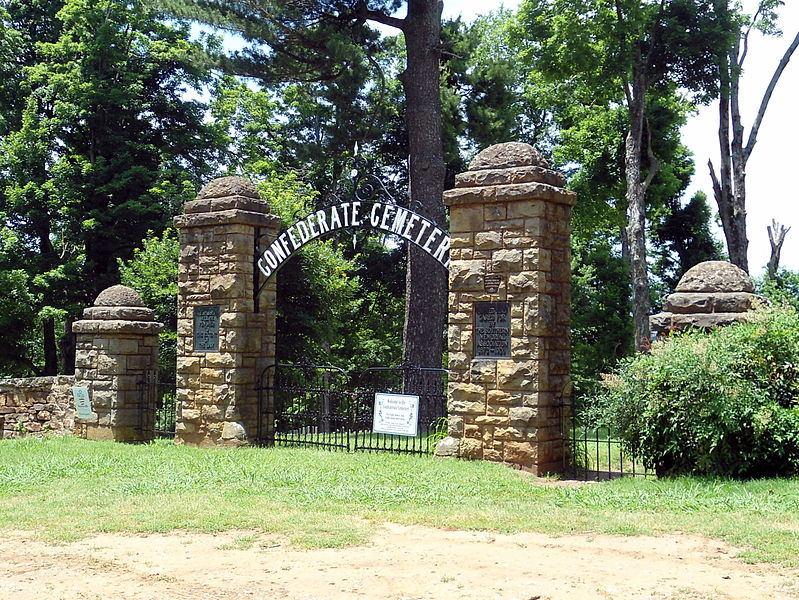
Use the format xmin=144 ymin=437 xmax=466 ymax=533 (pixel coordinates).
xmin=445 ymin=0 xmax=799 ymax=273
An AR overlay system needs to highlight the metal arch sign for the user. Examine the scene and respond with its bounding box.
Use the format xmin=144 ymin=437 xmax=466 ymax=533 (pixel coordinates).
xmin=256 ymin=201 xmax=450 ymax=280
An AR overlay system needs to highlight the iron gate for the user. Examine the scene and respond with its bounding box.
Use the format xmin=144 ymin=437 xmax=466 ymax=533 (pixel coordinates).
xmin=137 ymin=372 xmax=177 ymax=439
xmin=561 ymin=393 xmax=655 ymax=480
xmin=256 ymin=364 xmax=448 ymax=455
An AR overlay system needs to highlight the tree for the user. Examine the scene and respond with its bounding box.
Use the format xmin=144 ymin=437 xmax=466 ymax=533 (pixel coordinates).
xmin=159 ymin=0 xmax=448 ymax=369
xmin=118 ymin=229 xmax=180 ymax=381
xmin=766 ymin=219 xmax=790 ymax=280
xmin=653 ymin=192 xmax=724 ymax=292
xmin=0 ymin=0 xmax=220 ymax=375
xmin=439 ymin=11 xmax=556 ymax=180
xmin=708 ymin=0 xmax=799 ymax=272
xmin=210 ymin=78 xmax=405 ymax=369
xmin=514 ymin=0 xmax=731 ymax=348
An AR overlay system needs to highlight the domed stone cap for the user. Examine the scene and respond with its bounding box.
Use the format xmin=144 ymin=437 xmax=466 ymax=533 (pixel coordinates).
xmin=468 ymin=142 xmax=550 ymax=171
xmin=675 ymin=261 xmax=755 ymax=293
xmin=78 ymin=284 xmax=157 ymax=324
xmin=94 ymin=285 xmax=144 ymax=307
xmin=197 ymin=176 xmax=260 ymax=200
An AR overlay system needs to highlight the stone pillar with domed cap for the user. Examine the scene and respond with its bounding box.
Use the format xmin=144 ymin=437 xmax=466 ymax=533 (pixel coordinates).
xmin=436 ymin=142 xmax=576 ymax=475
xmin=650 ymin=260 xmax=759 ymax=334
xmin=173 ymin=176 xmax=281 ymax=447
xmin=72 ymin=285 xmax=163 ymax=442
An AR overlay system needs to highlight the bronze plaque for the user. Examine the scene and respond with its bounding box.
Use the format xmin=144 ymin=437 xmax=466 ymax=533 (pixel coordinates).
xmin=483 ymin=274 xmax=502 ymax=294
xmin=193 ymin=305 xmax=221 ymax=352
xmin=474 ymin=302 xmax=511 ymax=358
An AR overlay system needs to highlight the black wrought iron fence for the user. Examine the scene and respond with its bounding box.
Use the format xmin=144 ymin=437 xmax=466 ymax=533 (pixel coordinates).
xmin=351 ymin=366 xmax=448 ymax=455
xmin=138 ymin=373 xmax=177 ymax=439
xmin=256 ymin=364 xmax=448 ymax=456
xmin=561 ymin=395 xmax=654 ymax=480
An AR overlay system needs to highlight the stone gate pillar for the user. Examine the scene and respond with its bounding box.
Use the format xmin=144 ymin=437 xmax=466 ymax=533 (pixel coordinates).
xmin=73 ymin=285 xmax=163 ymax=442
xmin=173 ymin=176 xmax=280 ymax=446
xmin=437 ymin=143 xmax=575 ymax=474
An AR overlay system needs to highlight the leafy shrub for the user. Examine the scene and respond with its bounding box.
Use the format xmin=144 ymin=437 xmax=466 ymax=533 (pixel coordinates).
xmin=598 ymin=305 xmax=799 ymax=478
xmin=756 ymin=268 xmax=799 ymax=311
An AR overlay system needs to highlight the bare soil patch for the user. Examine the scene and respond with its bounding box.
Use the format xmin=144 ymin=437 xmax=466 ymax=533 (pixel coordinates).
xmin=1 ymin=524 xmax=797 ymax=600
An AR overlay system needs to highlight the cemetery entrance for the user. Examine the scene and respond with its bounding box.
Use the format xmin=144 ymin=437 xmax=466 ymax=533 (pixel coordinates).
xmin=256 ymin=364 xmax=447 ymax=455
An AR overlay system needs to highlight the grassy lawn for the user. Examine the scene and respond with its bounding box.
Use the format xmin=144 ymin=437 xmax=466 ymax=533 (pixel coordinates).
xmin=1 ymin=436 xmax=798 ymax=567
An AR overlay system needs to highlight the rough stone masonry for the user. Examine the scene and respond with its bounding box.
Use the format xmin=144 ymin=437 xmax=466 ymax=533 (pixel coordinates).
xmin=435 ymin=142 xmax=576 ymax=475
xmin=72 ymin=284 xmax=163 ymax=442
xmin=173 ymin=176 xmax=280 ymax=446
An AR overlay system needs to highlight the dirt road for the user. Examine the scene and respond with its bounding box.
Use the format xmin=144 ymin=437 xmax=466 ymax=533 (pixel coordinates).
xmin=1 ymin=524 xmax=797 ymax=599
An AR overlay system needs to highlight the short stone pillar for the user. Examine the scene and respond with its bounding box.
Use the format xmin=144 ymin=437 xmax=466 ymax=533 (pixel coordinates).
xmin=437 ymin=143 xmax=575 ymax=474
xmin=650 ymin=261 xmax=757 ymax=335
xmin=73 ymin=285 xmax=163 ymax=442
xmin=173 ymin=176 xmax=280 ymax=446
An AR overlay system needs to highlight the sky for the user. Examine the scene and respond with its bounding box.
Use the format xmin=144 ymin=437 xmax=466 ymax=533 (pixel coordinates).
xmin=439 ymin=0 xmax=799 ymax=275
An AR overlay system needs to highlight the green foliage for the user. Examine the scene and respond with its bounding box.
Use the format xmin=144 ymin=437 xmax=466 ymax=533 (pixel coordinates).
xmin=570 ymin=237 xmax=634 ymax=396
xmin=756 ymin=268 xmax=799 ymax=311
xmin=0 ymin=0 xmax=222 ymax=374
xmin=599 ymin=305 xmax=799 ymax=478
xmin=653 ymin=190 xmax=724 ymax=293
xmin=118 ymin=229 xmax=179 ymax=329
xmin=118 ymin=229 xmax=179 ymax=380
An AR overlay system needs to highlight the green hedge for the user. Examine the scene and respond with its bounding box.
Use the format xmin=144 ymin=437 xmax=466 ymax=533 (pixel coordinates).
xmin=599 ymin=305 xmax=799 ymax=478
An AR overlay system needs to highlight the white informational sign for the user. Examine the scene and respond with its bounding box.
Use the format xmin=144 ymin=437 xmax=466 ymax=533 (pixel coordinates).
xmin=71 ymin=386 xmax=94 ymax=420
xmin=372 ymin=393 xmax=420 ymax=437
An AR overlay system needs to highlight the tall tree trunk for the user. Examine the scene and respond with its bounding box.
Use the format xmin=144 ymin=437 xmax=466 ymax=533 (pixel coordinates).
xmin=42 ymin=316 xmax=58 ymax=375
xmin=624 ymin=69 xmax=653 ymax=351
xmin=399 ymin=0 xmax=446 ymax=369
xmin=727 ymin=35 xmax=750 ymax=272
xmin=61 ymin=317 xmax=76 ymax=375
xmin=38 ymin=229 xmax=59 ymax=375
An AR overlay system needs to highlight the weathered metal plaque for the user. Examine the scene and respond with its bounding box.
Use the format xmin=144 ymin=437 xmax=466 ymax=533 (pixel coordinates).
xmin=193 ymin=305 xmax=221 ymax=352
xmin=474 ymin=302 xmax=511 ymax=359
xmin=72 ymin=386 xmax=94 ymax=420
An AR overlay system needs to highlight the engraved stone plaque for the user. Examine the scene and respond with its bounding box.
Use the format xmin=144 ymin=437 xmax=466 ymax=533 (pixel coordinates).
xmin=474 ymin=302 xmax=511 ymax=359
xmin=193 ymin=305 xmax=221 ymax=352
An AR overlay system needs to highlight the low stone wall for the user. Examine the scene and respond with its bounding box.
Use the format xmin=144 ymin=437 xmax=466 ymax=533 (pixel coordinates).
xmin=0 ymin=376 xmax=76 ymax=438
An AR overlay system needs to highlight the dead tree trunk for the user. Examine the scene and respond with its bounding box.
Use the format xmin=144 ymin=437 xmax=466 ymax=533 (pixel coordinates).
xmin=709 ymin=6 xmax=799 ymax=273
xmin=767 ymin=219 xmax=790 ymax=280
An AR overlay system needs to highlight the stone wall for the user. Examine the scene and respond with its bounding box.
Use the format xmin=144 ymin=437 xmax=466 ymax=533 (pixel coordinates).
xmin=438 ymin=142 xmax=575 ymax=474
xmin=0 ymin=376 xmax=75 ymax=438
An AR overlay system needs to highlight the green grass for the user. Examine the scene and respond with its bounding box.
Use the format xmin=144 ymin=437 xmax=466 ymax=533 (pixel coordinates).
xmin=1 ymin=436 xmax=799 ymax=566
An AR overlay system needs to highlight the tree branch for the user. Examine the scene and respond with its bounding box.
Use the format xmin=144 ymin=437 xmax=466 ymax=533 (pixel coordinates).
xmin=355 ymin=0 xmax=405 ymax=31
xmin=738 ymin=3 xmax=763 ymax=68
xmin=708 ymin=159 xmax=723 ymax=209
xmin=744 ymin=28 xmax=799 ymax=163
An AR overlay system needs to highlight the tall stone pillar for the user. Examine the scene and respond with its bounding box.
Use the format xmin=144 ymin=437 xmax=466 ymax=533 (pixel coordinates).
xmin=173 ymin=176 xmax=280 ymax=446
xmin=73 ymin=285 xmax=163 ymax=442
xmin=437 ymin=143 xmax=575 ymax=474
